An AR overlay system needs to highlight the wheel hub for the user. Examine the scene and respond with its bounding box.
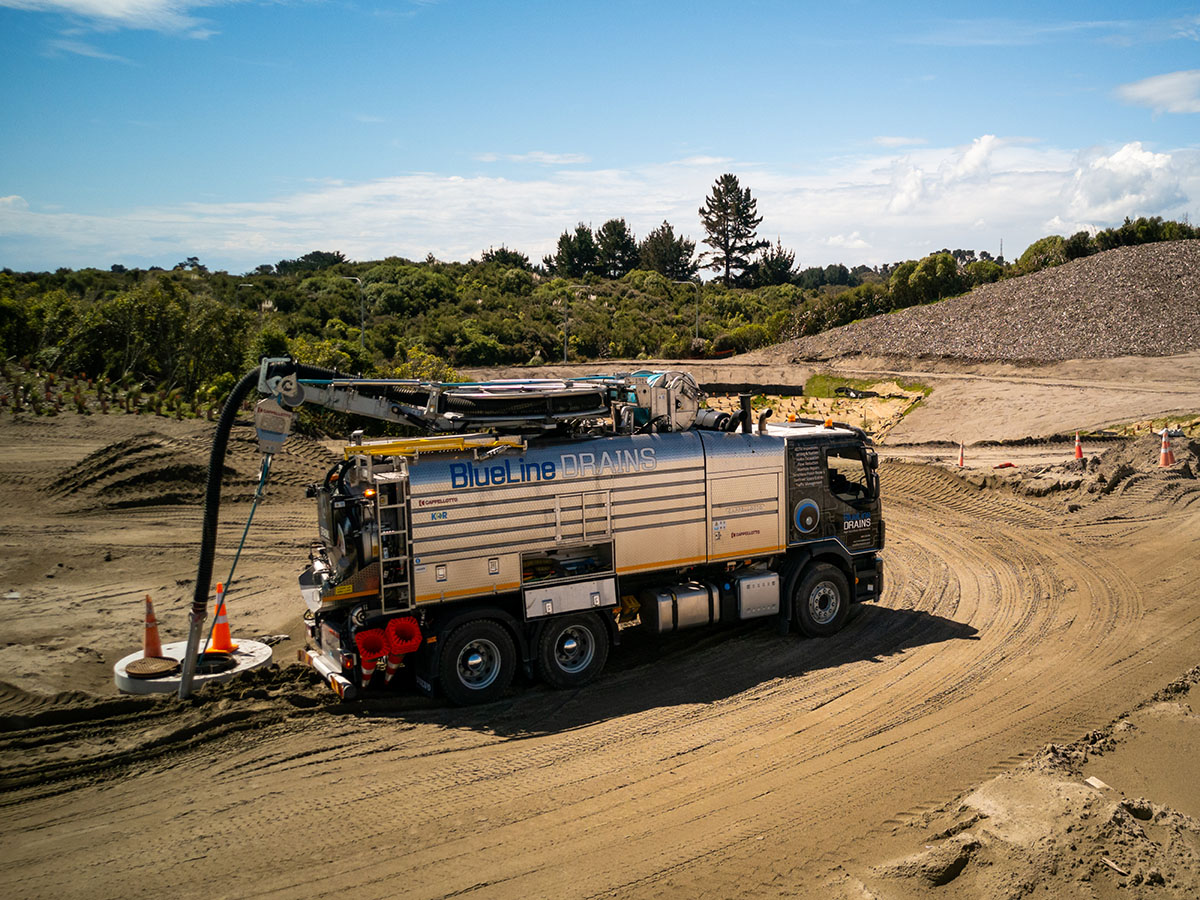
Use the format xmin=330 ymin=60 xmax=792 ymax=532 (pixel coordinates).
xmin=808 ymin=582 xmax=840 ymax=625
xmin=555 ymin=625 xmax=594 ymax=674
xmin=457 ymin=638 xmax=500 ymax=689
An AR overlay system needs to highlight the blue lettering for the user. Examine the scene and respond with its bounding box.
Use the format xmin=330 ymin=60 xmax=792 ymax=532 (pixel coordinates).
xmin=449 ymin=457 xmax=559 ymax=490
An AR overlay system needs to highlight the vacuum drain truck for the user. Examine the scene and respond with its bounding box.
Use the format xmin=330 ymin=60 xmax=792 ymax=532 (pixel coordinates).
xmin=240 ymin=360 xmax=884 ymax=704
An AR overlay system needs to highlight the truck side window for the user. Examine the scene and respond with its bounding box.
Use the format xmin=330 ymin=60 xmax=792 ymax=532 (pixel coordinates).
xmin=827 ymin=446 xmax=874 ymax=505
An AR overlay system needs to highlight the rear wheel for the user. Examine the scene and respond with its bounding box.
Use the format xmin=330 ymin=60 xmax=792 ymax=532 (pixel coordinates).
xmin=536 ymin=614 xmax=610 ymax=689
xmin=793 ymin=563 xmax=850 ymax=637
xmin=438 ymin=620 xmax=516 ymax=705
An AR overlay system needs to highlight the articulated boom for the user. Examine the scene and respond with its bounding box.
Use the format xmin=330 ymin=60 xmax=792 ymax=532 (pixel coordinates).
xmin=257 ymin=358 xmax=706 ymax=435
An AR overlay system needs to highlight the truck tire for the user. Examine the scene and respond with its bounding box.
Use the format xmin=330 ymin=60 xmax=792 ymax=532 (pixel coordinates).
xmin=793 ymin=563 xmax=850 ymax=637
xmin=438 ymin=620 xmax=516 ymax=705
xmin=535 ymin=613 xmax=609 ymax=689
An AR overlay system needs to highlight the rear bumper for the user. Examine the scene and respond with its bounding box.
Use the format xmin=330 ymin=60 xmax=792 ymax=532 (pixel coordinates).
xmin=297 ymin=647 xmax=358 ymax=700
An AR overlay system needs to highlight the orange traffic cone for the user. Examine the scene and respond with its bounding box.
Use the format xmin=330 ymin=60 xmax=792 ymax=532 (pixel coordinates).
xmin=957 ymin=441 xmax=965 ymax=468
xmin=206 ymin=583 xmax=239 ymax=653
xmin=383 ymin=617 xmax=422 ymax=684
xmin=143 ymin=594 xmax=164 ymax=658
xmin=355 ymin=629 xmax=387 ymax=688
xmin=1159 ymin=428 xmax=1176 ymax=467
xmin=1074 ymin=432 xmax=1083 ymax=460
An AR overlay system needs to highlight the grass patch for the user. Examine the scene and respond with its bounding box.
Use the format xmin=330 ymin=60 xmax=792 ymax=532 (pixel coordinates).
xmin=1103 ymin=413 xmax=1200 ymax=437
xmin=803 ymin=373 xmax=931 ymax=399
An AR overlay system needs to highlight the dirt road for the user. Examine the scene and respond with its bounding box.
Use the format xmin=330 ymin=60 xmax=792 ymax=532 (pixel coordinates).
xmin=2 ymin=401 xmax=1197 ymax=897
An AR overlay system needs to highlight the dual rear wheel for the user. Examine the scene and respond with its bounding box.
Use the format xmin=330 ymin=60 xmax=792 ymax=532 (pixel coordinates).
xmin=437 ymin=613 xmax=610 ymax=706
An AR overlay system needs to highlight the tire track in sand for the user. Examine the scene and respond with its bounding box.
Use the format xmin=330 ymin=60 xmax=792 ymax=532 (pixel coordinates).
xmin=1 ymin=460 xmax=1194 ymax=900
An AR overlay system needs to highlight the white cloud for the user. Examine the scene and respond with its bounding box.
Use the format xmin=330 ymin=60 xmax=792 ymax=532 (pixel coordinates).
xmin=909 ymin=18 xmax=1124 ymax=47
xmin=670 ymin=156 xmax=734 ymax=168
xmin=506 ymin=151 xmax=590 ymax=165
xmin=873 ymin=136 xmax=927 ymax=148
xmin=910 ymin=15 xmax=1200 ymax=48
xmin=2 ymin=138 xmax=1197 ymax=272
xmin=475 ymin=151 xmax=591 ymax=165
xmin=0 ymin=1 xmax=235 ymax=36
xmin=45 ymin=37 xmax=133 ymax=61
xmin=1065 ymin=142 xmax=1187 ymax=221
xmin=1116 ymin=70 xmax=1200 ymax=114
xmin=825 ymin=232 xmax=870 ymax=250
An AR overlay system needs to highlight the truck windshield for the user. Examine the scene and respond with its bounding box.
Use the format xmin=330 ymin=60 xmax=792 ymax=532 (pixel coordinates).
xmin=827 ymin=446 xmax=874 ymax=505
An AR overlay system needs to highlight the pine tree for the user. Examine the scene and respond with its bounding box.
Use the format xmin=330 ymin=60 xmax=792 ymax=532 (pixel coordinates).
xmin=698 ymin=174 xmax=769 ymax=285
xmin=637 ymin=221 xmax=697 ymax=280
xmin=545 ymin=224 xmax=598 ymax=278
xmin=595 ymin=219 xmax=639 ymax=279
xmin=754 ymin=238 xmax=796 ymax=287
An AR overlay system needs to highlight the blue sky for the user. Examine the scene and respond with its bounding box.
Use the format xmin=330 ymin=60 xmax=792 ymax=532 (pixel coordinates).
xmin=1 ymin=1 xmax=1198 ymax=273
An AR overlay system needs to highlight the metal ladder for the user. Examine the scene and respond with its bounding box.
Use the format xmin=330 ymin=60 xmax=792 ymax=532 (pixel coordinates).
xmin=373 ymin=470 xmax=413 ymax=611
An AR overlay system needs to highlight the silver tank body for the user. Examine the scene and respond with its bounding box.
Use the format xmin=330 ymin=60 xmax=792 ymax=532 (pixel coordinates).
xmin=401 ymin=431 xmax=787 ymax=605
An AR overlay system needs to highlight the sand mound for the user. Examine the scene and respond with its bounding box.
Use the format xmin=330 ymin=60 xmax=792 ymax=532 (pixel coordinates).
xmin=850 ymin=668 xmax=1200 ymax=898
xmin=782 ymin=241 xmax=1200 ymax=364
xmin=50 ymin=426 xmax=339 ymax=509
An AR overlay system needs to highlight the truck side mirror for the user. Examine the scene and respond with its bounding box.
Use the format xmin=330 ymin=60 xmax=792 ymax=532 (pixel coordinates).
xmin=867 ymin=451 xmax=879 ymax=470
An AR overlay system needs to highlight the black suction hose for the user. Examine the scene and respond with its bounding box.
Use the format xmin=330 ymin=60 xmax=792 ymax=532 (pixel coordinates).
xmin=189 ymin=360 xmax=346 ymax=619
xmin=189 ymin=366 xmax=263 ymax=620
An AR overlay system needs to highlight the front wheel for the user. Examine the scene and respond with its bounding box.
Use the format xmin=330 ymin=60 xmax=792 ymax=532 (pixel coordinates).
xmin=793 ymin=563 xmax=850 ymax=637
xmin=536 ymin=614 xmax=610 ymax=689
xmin=438 ymin=620 xmax=516 ymax=705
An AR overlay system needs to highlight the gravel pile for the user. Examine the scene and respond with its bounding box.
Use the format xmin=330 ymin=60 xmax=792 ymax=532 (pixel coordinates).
xmin=783 ymin=240 xmax=1200 ymax=363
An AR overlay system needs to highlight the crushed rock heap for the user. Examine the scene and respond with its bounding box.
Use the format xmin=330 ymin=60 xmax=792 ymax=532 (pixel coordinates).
xmin=785 ymin=240 xmax=1200 ymax=364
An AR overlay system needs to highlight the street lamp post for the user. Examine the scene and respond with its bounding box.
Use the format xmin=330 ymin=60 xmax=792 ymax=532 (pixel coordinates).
xmin=341 ymin=276 xmax=364 ymax=350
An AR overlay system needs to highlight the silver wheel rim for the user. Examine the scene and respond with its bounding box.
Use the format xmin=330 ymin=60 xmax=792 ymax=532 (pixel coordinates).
xmin=457 ymin=637 xmax=501 ymax=690
xmin=554 ymin=625 xmax=594 ymax=675
xmin=808 ymin=581 xmax=841 ymax=625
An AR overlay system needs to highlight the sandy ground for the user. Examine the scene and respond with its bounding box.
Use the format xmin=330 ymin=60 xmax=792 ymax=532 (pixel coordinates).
xmin=1 ymin=353 xmax=1199 ymax=899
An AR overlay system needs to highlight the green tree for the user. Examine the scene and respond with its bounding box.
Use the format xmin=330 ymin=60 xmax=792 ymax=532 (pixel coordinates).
xmin=698 ymin=173 xmax=769 ymax=286
xmin=276 ymin=250 xmax=348 ymax=275
xmin=965 ymin=259 xmax=1003 ymax=287
xmin=907 ymin=253 xmax=961 ymax=303
xmin=753 ymin=238 xmax=796 ymax=287
xmin=545 ymin=224 xmax=599 ymax=278
xmin=888 ymin=260 xmax=919 ymax=308
xmin=1064 ymin=231 xmax=1094 ymax=260
xmin=637 ymin=221 xmax=697 ymax=279
xmin=1014 ymin=235 xmax=1066 ymax=275
xmin=595 ymin=219 xmax=639 ymax=279
xmin=480 ymin=246 xmax=531 ymax=269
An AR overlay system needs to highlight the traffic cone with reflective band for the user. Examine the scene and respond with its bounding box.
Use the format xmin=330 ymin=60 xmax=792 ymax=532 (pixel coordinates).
xmin=1159 ymin=428 xmax=1176 ymax=467
xmin=355 ymin=629 xmax=388 ymax=688
xmin=957 ymin=441 xmax=965 ymax=468
xmin=143 ymin=594 xmax=164 ymax=658
xmin=1074 ymin=432 xmax=1084 ymax=460
xmin=207 ymin=583 xmax=238 ymax=653
xmin=383 ymin=617 xmax=422 ymax=683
